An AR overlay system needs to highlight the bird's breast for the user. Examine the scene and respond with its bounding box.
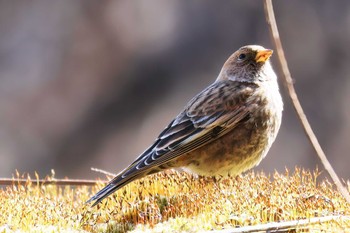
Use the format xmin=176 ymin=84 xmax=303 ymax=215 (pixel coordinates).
xmin=177 ymin=82 xmax=282 ymax=177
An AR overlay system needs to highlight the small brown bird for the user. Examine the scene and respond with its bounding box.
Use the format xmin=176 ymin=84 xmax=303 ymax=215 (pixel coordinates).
xmin=87 ymin=45 xmax=283 ymax=206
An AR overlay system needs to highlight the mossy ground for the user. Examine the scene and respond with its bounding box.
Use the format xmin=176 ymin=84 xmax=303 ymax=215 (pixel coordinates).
xmin=0 ymin=168 xmax=349 ymax=232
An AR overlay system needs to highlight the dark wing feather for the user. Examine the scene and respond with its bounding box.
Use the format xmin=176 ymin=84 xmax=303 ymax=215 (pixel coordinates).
xmin=87 ymin=81 xmax=257 ymax=206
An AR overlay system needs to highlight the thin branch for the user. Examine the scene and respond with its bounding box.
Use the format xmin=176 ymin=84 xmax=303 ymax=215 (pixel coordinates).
xmin=0 ymin=168 xmax=115 ymax=186
xmin=210 ymin=215 xmax=349 ymax=233
xmin=91 ymin=167 xmax=117 ymax=177
xmin=0 ymin=168 xmax=116 ymax=186
xmin=263 ymin=0 xmax=350 ymax=203
xmin=0 ymin=178 xmax=107 ymax=186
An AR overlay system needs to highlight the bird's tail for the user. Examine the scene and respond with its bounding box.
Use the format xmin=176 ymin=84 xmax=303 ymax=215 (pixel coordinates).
xmin=86 ymin=173 xmax=143 ymax=207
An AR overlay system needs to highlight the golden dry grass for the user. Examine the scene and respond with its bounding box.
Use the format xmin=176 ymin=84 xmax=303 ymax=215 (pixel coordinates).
xmin=0 ymin=168 xmax=349 ymax=232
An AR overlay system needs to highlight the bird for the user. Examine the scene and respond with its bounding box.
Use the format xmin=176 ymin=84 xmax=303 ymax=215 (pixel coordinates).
xmin=87 ymin=45 xmax=283 ymax=207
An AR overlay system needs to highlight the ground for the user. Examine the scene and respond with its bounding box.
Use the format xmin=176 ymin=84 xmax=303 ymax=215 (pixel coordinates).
xmin=1 ymin=168 xmax=349 ymax=232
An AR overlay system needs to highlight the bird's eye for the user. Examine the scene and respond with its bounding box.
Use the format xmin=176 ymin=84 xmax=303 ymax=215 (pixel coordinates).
xmin=238 ymin=53 xmax=246 ymax=60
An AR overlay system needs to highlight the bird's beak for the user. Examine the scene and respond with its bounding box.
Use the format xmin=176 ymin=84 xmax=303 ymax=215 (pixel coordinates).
xmin=255 ymin=49 xmax=273 ymax=63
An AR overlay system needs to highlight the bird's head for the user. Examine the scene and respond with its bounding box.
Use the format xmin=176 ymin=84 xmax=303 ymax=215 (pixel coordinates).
xmin=217 ymin=45 xmax=274 ymax=83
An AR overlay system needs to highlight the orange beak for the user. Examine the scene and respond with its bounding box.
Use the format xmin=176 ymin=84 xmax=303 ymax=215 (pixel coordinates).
xmin=255 ymin=49 xmax=273 ymax=63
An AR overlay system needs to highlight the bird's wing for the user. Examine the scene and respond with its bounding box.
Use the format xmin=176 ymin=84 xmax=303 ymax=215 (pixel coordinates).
xmin=124 ymin=81 xmax=257 ymax=172
xmin=87 ymin=81 xmax=257 ymax=206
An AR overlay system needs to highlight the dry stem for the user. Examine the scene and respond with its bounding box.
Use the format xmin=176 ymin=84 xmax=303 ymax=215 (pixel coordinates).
xmin=263 ymin=0 xmax=350 ymax=203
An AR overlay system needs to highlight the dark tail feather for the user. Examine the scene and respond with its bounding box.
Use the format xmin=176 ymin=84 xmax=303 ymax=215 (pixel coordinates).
xmin=86 ymin=183 xmax=120 ymax=207
xmin=86 ymin=173 xmax=142 ymax=207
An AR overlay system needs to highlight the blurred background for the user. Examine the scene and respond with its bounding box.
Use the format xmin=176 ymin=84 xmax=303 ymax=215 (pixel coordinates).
xmin=0 ymin=1 xmax=350 ymax=180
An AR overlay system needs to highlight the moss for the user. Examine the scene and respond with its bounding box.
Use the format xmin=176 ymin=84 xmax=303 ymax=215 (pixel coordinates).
xmin=0 ymin=168 xmax=349 ymax=232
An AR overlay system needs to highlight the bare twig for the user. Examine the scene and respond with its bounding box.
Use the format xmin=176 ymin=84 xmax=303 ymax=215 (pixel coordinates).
xmin=210 ymin=215 xmax=350 ymax=233
xmin=0 ymin=178 xmax=107 ymax=186
xmin=91 ymin=167 xmax=117 ymax=177
xmin=263 ymin=0 xmax=350 ymax=203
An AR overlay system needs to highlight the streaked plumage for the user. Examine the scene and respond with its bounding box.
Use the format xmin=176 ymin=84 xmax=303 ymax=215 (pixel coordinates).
xmin=87 ymin=45 xmax=283 ymax=207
